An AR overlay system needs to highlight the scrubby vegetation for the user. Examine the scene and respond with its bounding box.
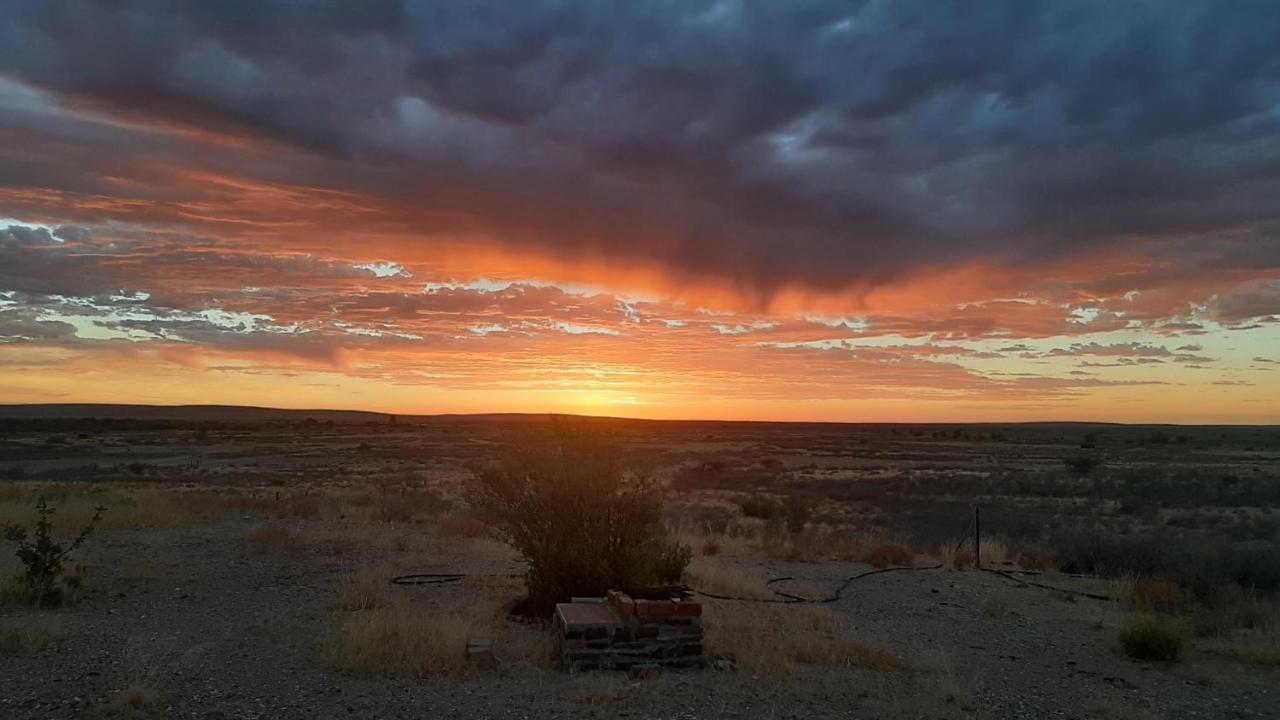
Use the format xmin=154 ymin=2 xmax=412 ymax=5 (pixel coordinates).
xmin=2 ymin=416 xmax=1278 ymax=717
xmin=1118 ymin=616 xmax=1186 ymax=662
xmin=2 ymin=498 xmax=104 ymax=607
xmin=326 ymin=597 xmax=487 ymax=677
xmin=0 ymin=615 xmax=66 ymax=655
xmin=467 ymin=421 xmax=691 ymax=614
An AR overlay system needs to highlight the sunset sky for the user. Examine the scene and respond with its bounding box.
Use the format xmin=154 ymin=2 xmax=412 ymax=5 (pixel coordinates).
xmin=1 ymin=1 xmax=1279 ymax=423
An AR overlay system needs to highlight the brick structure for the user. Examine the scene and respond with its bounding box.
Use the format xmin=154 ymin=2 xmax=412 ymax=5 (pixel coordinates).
xmin=554 ymin=588 xmax=704 ymax=671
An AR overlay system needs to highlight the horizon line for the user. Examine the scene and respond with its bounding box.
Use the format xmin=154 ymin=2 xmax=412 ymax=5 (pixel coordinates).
xmin=1 ymin=402 xmax=1277 ymax=428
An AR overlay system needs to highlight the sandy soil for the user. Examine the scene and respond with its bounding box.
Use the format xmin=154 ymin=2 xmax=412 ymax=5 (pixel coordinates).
xmin=2 ymin=514 xmax=1275 ymax=720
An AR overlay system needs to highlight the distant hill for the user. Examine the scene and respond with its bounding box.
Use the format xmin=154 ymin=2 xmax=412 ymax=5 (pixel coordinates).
xmin=0 ymin=403 xmax=1271 ymax=429
xmin=0 ymin=403 xmax=615 ymax=426
xmin=0 ymin=403 xmax=393 ymax=424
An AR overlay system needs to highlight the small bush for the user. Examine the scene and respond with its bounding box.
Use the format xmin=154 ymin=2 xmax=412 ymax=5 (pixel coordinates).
xmin=737 ymin=496 xmax=779 ymax=521
xmin=2 ymin=499 xmax=104 ymax=607
xmin=1118 ymin=616 xmax=1186 ymax=662
xmin=468 ymin=421 xmax=691 ymax=615
xmin=782 ymin=495 xmax=812 ymax=534
xmin=651 ymin=542 xmax=693 ymax=584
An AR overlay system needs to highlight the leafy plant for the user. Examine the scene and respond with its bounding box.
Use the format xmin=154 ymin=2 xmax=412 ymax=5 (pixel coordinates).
xmin=2 ymin=499 xmax=105 ymax=607
xmin=468 ymin=420 xmax=690 ymax=615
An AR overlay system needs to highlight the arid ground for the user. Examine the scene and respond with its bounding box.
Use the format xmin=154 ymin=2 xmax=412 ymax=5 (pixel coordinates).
xmin=1 ymin=409 xmax=1278 ymax=719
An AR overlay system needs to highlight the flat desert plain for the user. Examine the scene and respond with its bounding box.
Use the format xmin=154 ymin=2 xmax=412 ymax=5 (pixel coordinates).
xmin=1 ymin=409 xmax=1278 ymax=719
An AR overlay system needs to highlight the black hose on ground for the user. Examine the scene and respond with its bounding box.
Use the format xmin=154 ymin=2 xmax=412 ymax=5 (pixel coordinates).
xmin=391 ymin=572 xmax=522 ymax=585
xmin=389 ymin=565 xmax=1116 ymax=603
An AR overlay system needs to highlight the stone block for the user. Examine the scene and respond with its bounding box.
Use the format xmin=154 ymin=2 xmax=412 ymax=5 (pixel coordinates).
xmin=556 ymin=601 xmax=623 ymax=640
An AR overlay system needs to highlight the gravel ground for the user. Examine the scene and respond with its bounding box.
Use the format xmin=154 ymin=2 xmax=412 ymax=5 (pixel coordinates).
xmin=1 ymin=518 xmax=1276 ymax=720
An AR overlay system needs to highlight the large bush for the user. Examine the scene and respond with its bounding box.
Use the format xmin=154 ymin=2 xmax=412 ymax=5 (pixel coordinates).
xmin=468 ymin=421 xmax=690 ymax=615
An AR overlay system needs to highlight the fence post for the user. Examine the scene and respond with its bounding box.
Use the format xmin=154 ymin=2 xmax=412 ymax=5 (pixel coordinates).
xmin=974 ymin=505 xmax=981 ymax=570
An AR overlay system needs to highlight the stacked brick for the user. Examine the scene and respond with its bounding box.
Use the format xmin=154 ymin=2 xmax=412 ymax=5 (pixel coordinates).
xmin=554 ymin=589 xmax=705 ymax=671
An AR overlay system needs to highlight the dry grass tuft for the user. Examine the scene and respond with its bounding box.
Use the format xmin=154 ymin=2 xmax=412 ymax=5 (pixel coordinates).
xmin=702 ymin=601 xmax=908 ymax=676
xmin=935 ymin=542 xmax=974 ymax=571
xmin=1016 ymin=550 xmax=1058 ymax=571
xmin=934 ymin=537 xmax=1009 ymax=570
xmin=337 ymin=565 xmax=392 ymax=611
xmin=247 ymin=522 xmax=302 ymax=556
xmin=1200 ymin=604 xmax=1280 ymax=667
xmin=0 ymin=484 xmax=235 ymax=531
xmin=325 ymin=596 xmax=489 ymax=677
xmin=0 ymin=614 xmax=67 ymax=654
xmin=1121 ymin=577 xmax=1188 ymax=614
xmin=976 ymin=537 xmax=1009 ymax=567
xmin=683 ymin=563 xmax=775 ymax=600
xmin=1118 ymin=615 xmax=1187 ymax=662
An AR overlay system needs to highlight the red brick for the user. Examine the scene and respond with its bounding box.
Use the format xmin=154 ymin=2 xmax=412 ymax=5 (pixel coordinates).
xmin=647 ymin=602 xmax=675 ymax=619
xmin=607 ymin=590 xmax=636 ymax=618
xmin=634 ymin=600 xmax=653 ymax=619
xmin=673 ymin=601 xmax=702 ymax=617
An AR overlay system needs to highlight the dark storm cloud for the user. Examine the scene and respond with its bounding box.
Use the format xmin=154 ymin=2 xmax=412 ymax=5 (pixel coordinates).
xmin=3 ymin=1 xmax=1280 ymax=294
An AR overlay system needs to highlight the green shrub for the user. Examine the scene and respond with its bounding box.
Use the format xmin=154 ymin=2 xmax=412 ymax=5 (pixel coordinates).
xmin=2 ymin=499 xmax=105 ymax=607
xmin=1118 ymin=616 xmax=1185 ymax=662
xmin=468 ymin=420 xmax=690 ymax=615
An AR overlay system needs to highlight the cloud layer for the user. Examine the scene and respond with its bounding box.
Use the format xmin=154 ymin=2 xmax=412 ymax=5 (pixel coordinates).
xmin=1 ymin=1 xmax=1279 ymax=420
